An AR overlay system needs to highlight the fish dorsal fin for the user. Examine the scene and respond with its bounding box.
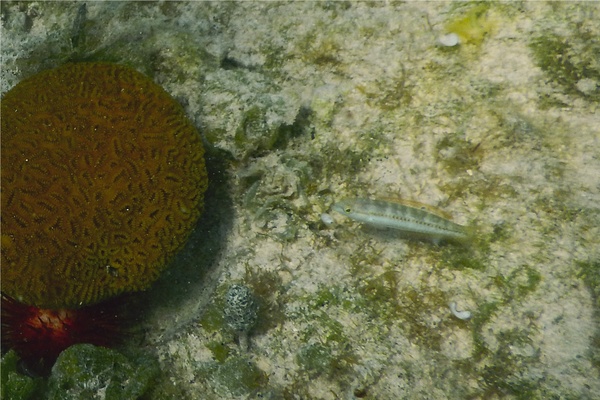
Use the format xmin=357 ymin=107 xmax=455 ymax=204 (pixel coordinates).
xmin=378 ymin=197 xmax=455 ymax=221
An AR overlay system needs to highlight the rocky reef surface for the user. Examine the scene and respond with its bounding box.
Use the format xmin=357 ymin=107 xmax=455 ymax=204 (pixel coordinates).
xmin=2 ymin=2 xmax=598 ymax=399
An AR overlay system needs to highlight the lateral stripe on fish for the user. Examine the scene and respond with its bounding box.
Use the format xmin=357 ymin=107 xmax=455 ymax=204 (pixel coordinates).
xmin=332 ymin=198 xmax=468 ymax=241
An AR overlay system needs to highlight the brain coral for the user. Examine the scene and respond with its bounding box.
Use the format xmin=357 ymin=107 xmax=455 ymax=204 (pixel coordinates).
xmin=1 ymin=62 xmax=208 ymax=309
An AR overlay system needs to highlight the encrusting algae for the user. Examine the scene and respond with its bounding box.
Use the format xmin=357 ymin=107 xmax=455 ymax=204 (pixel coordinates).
xmin=1 ymin=62 xmax=208 ymax=309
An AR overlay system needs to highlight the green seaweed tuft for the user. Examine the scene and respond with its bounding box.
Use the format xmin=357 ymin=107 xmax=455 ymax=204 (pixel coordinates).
xmin=530 ymin=31 xmax=600 ymax=102
xmin=577 ymin=260 xmax=600 ymax=307
xmin=296 ymin=343 xmax=334 ymax=378
xmin=0 ymin=350 xmax=44 ymax=400
xmin=206 ymin=341 xmax=230 ymax=363
xmin=295 ymin=313 xmax=359 ymax=379
xmin=200 ymin=356 xmax=268 ymax=397
xmin=479 ymin=328 xmax=541 ymax=398
xmin=243 ymin=267 xmax=288 ymax=334
xmin=576 ymin=260 xmax=600 ymax=370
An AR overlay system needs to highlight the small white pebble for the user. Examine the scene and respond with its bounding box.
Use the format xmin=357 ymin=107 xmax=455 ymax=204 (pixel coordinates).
xmin=449 ymin=301 xmax=472 ymax=320
xmin=575 ymin=78 xmax=598 ymax=96
xmin=320 ymin=213 xmax=335 ymax=226
xmin=439 ymin=33 xmax=460 ymax=47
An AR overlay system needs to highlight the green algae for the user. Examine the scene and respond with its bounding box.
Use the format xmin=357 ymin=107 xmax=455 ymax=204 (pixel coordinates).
xmin=530 ymin=33 xmax=600 ymax=102
xmin=320 ymin=244 xmax=452 ymax=351
xmin=242 ymin=267 xmax=288 ymax=334
xmin=310 ymin=284 xmax=356 ymax=312
xmin=205 ymin=340 xmax=230 ymax=363
xmin=578 ymin=260 xmax=600 ymax=309
xmin=451 ymin=300 xmax=545 ymax=398
xmin=437 ymin=246 xmax=487 ymax=272
xmin=325 ymin=229 xmax=545 ymax=393
xmin=198 ymin=292 xmax=228 ymax=334
xmin=577 ymin=260 xmax=600 ymax=371
xmin=299 ymin=34 xmax=342 ymax=68
xmin=0 ymin=350 xmax=44 ymax=400
xmin=46 ymin=344 xmax=159 ymax=400
xmin=357 ymin=69 xmax=413 ymax=111
xmin=196 ymin=355 xmax=268 ymax=397
xmin=470 ymin=300 xmax=502 ymax=359
xmin=461 ymin=267 xmax=543 ymax=396
xmin=471 ymin=265 xmax=541 ymax=332
xmin=435 ymin=132 xmax=482 ymax=174
xmin=291 ymin=311 xmax=358 ymax=381
xmin=478 ymin=328 xmax=540 ymax=398
xmin=234 ymin=104 xmax=289 ymax=157
xmin=2 ymin=345 xmax=161 ymax=400
xmin=493 ymin=265 xmax=542 ymax=299
xmin=395 ymin=286 xmax=449 ymax=351
xmin=296 ymin=343 xmax=336 ymax=378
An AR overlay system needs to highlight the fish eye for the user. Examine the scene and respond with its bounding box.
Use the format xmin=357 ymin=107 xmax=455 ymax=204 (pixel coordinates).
xmin=345 ymin=208 xmax=351 ymax=213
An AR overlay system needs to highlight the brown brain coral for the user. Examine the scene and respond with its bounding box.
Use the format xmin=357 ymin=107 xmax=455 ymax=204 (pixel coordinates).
xmin=1 ymin=62 xmax=208 ymax=309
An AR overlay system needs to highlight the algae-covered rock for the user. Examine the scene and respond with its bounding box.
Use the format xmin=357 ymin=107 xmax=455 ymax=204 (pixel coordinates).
xmin=296 ymin=343 xmax=333 ymax=378
xmin=202 ymin=355 xmax=268 ymax=397
xmin=0 ymin=350 xmax=43 ymax=400
xmin=46 ymin=344 xmax=159 ymax=400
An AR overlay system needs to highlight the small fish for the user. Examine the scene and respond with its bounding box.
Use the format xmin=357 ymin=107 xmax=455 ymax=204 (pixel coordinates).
xmin=332 ymin=197 xmax=469 ymax=243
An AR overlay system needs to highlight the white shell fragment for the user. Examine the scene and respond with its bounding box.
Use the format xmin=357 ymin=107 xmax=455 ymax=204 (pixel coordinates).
xmin=320 ymin=213 xmax=335 ymax=226
xmin=449 ymin=301 xmax=472 ymax=320
xmin=439 ymin=32 xmax=460 ymax=47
